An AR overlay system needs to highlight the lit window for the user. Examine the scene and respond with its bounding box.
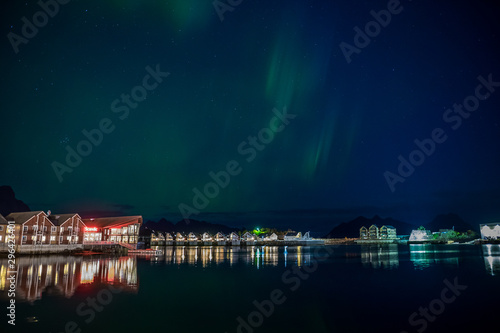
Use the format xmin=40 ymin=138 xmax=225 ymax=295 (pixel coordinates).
xmin=22 ymin=236 xmax=27 ymax=242
xmin=0 ymin=236 xmax=2 ymax=242
xmin=50 ymin=236 xmax=55 ymax=241
xmin=60 ymin=227 xmax=64 ymax=233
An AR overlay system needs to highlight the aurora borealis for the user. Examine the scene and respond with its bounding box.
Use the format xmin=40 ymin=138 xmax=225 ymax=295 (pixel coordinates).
xmin=1 ymin=0 xmax=500 ymax=233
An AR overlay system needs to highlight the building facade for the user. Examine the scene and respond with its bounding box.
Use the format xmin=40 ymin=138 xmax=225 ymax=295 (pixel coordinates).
xmin=359 ymin=225 xmax=398 ymax=240
xmin=0 ymin=211 xmax=142 ymax=252
xmin=480 ymin=223 xmax=500 ymax=240
xmin=82 ymin=216 xmax=142 ymax=248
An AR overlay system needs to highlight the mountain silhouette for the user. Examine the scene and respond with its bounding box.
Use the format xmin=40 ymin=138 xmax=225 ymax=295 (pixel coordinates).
xmin=0 ymin=185 xmax=30 ymax=216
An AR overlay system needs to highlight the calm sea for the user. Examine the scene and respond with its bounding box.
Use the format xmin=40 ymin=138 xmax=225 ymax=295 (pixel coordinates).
xmin=1 ymin=244 xmax=499 ymax=333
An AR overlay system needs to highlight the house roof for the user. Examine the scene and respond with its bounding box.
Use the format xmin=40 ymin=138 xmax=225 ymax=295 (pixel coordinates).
xmin=0 ymin=214 xmax=7 ymax=224
xmin=49 ymin=214 xmax=82 ymax=226
xmin=6 ymin=211 xmax=51 ymax=225
xmin=82 ymin=216 xmax=143 ymax=229
xmin=382 ymin=225 xmax=396 ymax=229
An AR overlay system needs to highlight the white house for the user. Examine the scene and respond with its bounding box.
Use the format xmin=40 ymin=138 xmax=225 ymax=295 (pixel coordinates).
xmin=264 ymin=233 xmax=278 ymax=241
xmin=480 ymin=223 xmax=500 ymax=240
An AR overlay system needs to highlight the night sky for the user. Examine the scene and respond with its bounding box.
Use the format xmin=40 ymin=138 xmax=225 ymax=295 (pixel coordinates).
xmin=1 ymin=0 xmax=499 ymax=233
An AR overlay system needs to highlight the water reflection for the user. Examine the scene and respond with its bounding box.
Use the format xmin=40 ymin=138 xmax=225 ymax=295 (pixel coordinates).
xmin=360 ymin=244 xmax=399 ymax=269
xmin=0 ymin=256 xmax=137 ymax=303
xmin=409 ymin=244 xmax=460 ymax=270
xmin=151 ymin=246 xmax=312 ymax=268
xmin=482 ymin=244 xmax=500 ymax=276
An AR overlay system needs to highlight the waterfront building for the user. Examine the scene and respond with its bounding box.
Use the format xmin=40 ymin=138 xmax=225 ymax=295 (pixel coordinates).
xmin=151 ymin=232 xmax=165 ymax=244
xmin=215 ymin=232 xmax=226 ymax=241
xmin=188 ymin=232 xmax=199 ymax=241
xmin=242 ymin=232 xmax=255 ymax=242
xmin=215 ymin=232 xmax=227 ymax=245
xmin=82 ymin=216 xmax=142 ymax=247
xmin=409 ymin=229 xmax=432 ymax=242
xmin=359 ymin=226 xmax=368 ymax=240
xmin=480 ymin=223 xmax=500 ymax=240
xmin=0 ymin=211 xmax=143 ymax=252
xmin=175 ymin=232 xmax=186 ymax=245
xmin=284 ymin=232 xmax=302 ymax=241
xmin=263 ymin=233 xmax=278 ymax=241
xmin=49 ymin=213 xmax=86 ymax=245
xmin=358 ymin=225 xmax=397 ymax=240
xmin=380 ymin=225 xmax=397 ymax=239
xmin=188 ymin=232 xmax=200 ymax=245
xmin=0 ymin=214 xmax=9 ymax=243
xmin=357 ymin=225 xmax=398 ymax=244
xmin=5 ymin=211 xmax=55 ymax=245
xmin=202 ymin=232 xmax=213 ymax=241
xmin=228 ymin=232 xmax=239 ymax=241
xmin=229 ymin=232 xmax=240 ymax=245
xmin=368 ymin=225 xmax=379 ymax=239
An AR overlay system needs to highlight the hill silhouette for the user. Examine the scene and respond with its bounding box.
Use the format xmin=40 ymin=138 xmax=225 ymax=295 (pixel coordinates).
xmin=0 ymin=185 xmax=30 ymax=216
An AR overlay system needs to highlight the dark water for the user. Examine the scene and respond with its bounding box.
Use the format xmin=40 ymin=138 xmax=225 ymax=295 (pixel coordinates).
xmin=1 ymin=244 xmax=500 ymax=333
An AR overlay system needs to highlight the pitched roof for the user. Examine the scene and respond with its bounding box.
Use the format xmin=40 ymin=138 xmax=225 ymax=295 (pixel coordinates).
xmin=382 ymin=225 xmax=396 ymax=229
xmin=0 ymin=214 xmax=7 ymax=224
xmin=82 ymin=216 xmax=143 ymax=228
xmin=6 ymin=211 xmax=47 ymax=224
xmin=49 ymin=214 xmax=82 ymax=226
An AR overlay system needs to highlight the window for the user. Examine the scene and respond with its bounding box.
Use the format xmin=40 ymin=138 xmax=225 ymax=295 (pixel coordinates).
xmin=0 ymin=226 xmax=3 ymax=231
xmin=0 ymin=235 xmax=2 ymax=242
xmin=33 ymin=225 xmax=38 ymax=231
xmin=59 ymin=236 xmax=63 ymax=243
xmin=50 ymin=236 xmax=55 ymax=241
xmin=43 ymin=226 xmax=47 ymax=232
xmin=51 ymin=227 xmax=56 ymax=233
xmin=22 ymin=236 xmax=27 ymax=242
xmin=31 ymin=236 xmax=36 ymax=241
xmin=23 ymin=226 xmax=28 ymax=232
xmin=60 ymin=227 xmax=64 ymax=233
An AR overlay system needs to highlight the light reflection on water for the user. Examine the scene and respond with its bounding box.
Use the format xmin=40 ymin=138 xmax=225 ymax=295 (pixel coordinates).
xmin=482 ymin=244 xmax=500 ymax=276
xmin=0 ymin=256 xmax=137 ymax=303
xmin=1 ymin=244 xmax=498 ymax=304
xmin=150 ymin=245 xmax=312 ymax=269
xmin=409 ymin=244 xmax=460 ymax=270
xmin=360 ymin=244 xmax=399 ymax=269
